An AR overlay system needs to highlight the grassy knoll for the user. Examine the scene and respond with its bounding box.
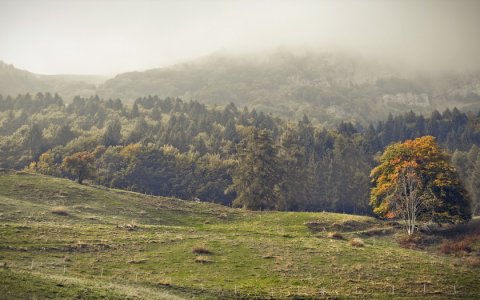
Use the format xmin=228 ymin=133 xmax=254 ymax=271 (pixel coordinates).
xmin=0 ymin=170 xmax=479 ymax=299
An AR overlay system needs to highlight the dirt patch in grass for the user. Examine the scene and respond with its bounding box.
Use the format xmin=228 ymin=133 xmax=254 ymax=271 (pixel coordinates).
xmin=63 ymin=242 xmax=113 ymax=252
xmin=332 ymin=219 xmax=376 ymax=232
xmin=305 ymin=218 xmax=377 ymax=233
xmin=192 ymin=246 xmax=212 ymax=255
xmin=304 ymin=220 xmax=330 ymax=232
xmin=358 ymin=227 xmax=395 ymax=237
xmin=327 ymin=231 xmax=344 ymax=239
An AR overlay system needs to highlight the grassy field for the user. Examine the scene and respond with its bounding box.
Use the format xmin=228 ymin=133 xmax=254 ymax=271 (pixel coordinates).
xmin=0 ymin=170 xmax=479 ymax=299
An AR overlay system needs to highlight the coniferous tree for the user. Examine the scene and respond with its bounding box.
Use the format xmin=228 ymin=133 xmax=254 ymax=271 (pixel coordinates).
xmin=102 ymin=119 xmax=122 ymax=146
xmin=469 ymin=154 xmax=480 ymax=215
xmin=228 ymin=128 xmax=280 ymax=210
xmin=131 ymin=102 xmax=140 ymax=119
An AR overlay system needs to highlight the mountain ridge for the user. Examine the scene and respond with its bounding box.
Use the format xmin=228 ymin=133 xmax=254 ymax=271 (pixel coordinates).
xmin=2 ymin=50 xmax=480 ymax=125
xmin=0 ymin=61 xmax=106 ymax=101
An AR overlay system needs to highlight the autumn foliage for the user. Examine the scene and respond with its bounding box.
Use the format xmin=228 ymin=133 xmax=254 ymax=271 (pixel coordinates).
xmin=61 ymin=151 xmax=95 ymax=184
xmin=370 ymin=136 xmax=471 ymax=234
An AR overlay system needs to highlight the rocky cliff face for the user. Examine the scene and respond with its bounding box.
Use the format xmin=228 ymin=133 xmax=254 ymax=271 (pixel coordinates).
xmin=382 ymin=93 xmax=430 ymax=107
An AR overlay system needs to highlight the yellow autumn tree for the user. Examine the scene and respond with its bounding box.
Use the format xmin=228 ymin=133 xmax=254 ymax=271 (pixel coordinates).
xmin=61 ymin=151 xmax=95 ymax=184
xmin=370 ymin=136 xmax=471 ymax=235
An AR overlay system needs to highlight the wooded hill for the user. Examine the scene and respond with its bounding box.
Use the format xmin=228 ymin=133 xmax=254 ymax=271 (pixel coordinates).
xmin=1 ymin=93 xmax=479 ymax=215
xmin=2 ymin=50 xmax=480 ymax=125
xmin=0 ymin=61 xmax=104 ymax=101
xmin=98 ymin=50 xmax=480 ymax=125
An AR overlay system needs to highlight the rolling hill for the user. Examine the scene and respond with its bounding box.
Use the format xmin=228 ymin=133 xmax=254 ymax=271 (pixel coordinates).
xmin=2 ymin=50 xmax=480 ymax=125
xmin=0 ymin=61 xmax=105 ymax=102
xmin=0 ymin=170 xmax=479 ymax=299
xmin=96 ymin=50 xmax=480 ymax=125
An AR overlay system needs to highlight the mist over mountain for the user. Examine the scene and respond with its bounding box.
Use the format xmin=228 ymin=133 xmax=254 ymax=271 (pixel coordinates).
xmin=2 ymin=50 xmax=480 ymax=125
xmin=0 ymin=61 xmax=105 ymax=101
xmin=99 ymin=50 xmax=480 ymax=125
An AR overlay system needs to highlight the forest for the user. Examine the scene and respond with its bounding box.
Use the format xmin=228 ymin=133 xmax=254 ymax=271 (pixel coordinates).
xmin=0 ymin=92 xmax=479 ymax=215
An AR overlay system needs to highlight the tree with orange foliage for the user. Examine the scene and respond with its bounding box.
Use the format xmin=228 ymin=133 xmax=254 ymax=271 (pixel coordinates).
xmin=370 ymin=136 xmax=471 ymax=236
xmin=61 ymin=151 xmax=95 ymax=184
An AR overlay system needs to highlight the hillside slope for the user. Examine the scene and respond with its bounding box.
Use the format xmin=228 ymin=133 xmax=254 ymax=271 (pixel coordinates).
xmin=0 ymin=61 xmax=104 ymax=101
xmin=3 ymin=50 xmax=480 ymax=125
xmin=97 ymin=50 xmax=480 ymax=124
xmin=0 ymin=170 xmax=479 ymax=299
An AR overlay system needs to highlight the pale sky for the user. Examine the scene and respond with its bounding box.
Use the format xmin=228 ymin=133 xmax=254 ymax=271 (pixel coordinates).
xmin=1 ymin=0 xmax=480 ymax=75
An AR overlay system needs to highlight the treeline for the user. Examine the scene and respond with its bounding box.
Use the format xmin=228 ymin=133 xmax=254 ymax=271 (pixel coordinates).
xmin=0 ymin=93 xmax=479 ymax=214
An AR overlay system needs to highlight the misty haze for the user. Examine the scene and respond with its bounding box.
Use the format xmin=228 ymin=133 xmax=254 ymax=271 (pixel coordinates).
xmin=1 ymin=1 xmax=480 ymax=299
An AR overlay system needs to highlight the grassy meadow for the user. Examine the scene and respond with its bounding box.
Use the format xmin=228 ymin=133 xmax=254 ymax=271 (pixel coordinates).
xmin=0 ymin=170 xmax=479 ymax=299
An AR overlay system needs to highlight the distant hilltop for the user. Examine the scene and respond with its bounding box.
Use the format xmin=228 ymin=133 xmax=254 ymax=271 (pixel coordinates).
xmin=2 ymin=49 xmax=480 ymax=125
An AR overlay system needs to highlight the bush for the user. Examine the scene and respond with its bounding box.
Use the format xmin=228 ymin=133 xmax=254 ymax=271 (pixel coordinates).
xmin=349 ymin=238 xmax=365 ymax=247
xmin=50 ymin=206 xmax=69 ymax=216
xmin=396 ymin=233 xmax=424 ymax=249
xmin=439 ymin=238 xmax=473 ymax=255
xmin=465 ymin=256 xmax=480 ymax=268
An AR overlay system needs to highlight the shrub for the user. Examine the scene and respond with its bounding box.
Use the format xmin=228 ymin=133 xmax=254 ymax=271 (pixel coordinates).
xmin=349 ymin=238 xmax=365 ymax=247
xmin=439 ymin=238 xmax=473 ymax=255
xmin=50 ymin=206 xmax=69 ymax=216
xmin=465 ymin=256 xmax=480 ymax=268
xmin=395 ymin=232 xmax=425 ymax=249
xmin=192 ymin=246 xmax=212 ymax=255
xmin=327 ymin=232 xmax=343 ymax=239
xmin=157 ymin=278 xmax=171 ymax=286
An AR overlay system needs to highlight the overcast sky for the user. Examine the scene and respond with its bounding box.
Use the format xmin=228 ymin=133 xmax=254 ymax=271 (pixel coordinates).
xmin=1 ymin=0 xmax=480 ymax=75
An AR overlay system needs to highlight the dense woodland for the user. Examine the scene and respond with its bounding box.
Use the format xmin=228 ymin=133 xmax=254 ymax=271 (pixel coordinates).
xmin=1 ymin=92 xmax=480 ymax=215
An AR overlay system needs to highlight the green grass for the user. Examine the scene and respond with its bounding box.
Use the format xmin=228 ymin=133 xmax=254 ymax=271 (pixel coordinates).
xmin=0 ymin=170 xmax=479 ymax=299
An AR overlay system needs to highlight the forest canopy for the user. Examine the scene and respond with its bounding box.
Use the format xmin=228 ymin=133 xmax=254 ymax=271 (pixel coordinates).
xmin=1 ymin=92 xmax=480 ymax=214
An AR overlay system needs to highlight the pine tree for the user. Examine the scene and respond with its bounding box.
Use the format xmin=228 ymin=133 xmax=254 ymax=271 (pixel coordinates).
xmin=228 ymin=128 xmax=280 ymax=210
xmin=24 ymin=123 xmax=43 ymax=158
xmin=131 ymin=103 xmax=140 ymax=119
xmin=469 ymin=154 xmax=480 ymax=215
xmin=277 ymin=123 xmax=311 ymax=211
xmin=103 ymin=119 xmax=122 ymax=146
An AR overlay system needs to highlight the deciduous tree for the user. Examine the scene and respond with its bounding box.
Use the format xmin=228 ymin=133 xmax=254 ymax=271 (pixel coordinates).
xmin=61 ymin=151 xmax=95 ymax=184
xmin=370 ymin=136 xmax=471 ymax=235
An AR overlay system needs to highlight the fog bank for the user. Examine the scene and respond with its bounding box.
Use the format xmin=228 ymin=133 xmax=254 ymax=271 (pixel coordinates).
xmin=1 ymin=0 xmax=479 ymax=74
